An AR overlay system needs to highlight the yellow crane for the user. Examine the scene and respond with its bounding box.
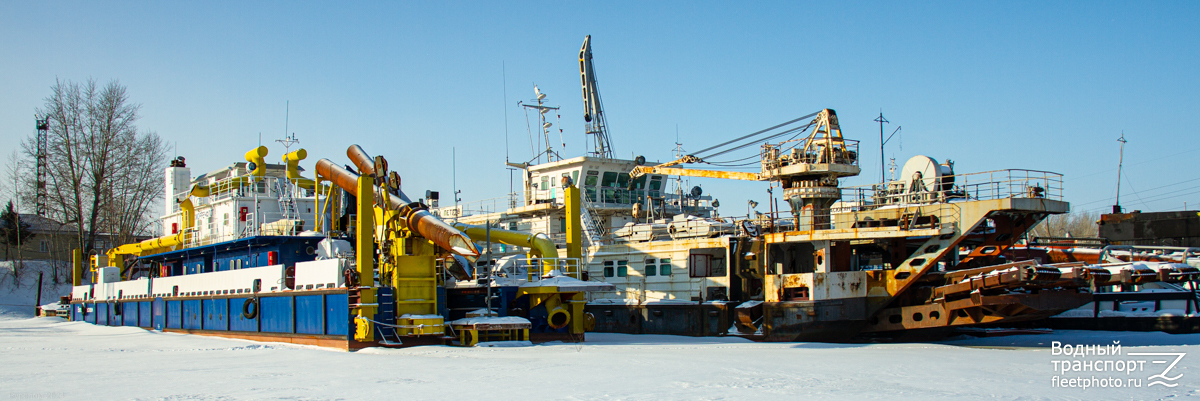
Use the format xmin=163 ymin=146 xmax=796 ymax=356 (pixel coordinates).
xmin=630 ymin=109 xmax=860 ymax=230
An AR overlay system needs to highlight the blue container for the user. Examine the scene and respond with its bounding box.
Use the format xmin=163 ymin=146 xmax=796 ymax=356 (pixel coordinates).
xmin=138 ymin=301 xmax=152 ymax=328
xmin=153 ymin=298 xmax=165 ymax=330
xmin=97 ymin=303 xmax=108 ymax=326
xmin=325 ymin=293 xmax=348 ymax=336
xmin=259 ymin=296 xmax=294 ymax=333
xmin=183 ymin=300 xmax=203 ymax=329
xmin=167 ymin=300 xmax=181 ymax=329
xmin=203 ymin=299 xmax=229 ymax=331
xmin=122 ymin=302 xmax=138 ymax=326
xmin=229 ymin=297 xmax=259 ymax=332
xmin=295 ymin=295 xmax=324 ymax=335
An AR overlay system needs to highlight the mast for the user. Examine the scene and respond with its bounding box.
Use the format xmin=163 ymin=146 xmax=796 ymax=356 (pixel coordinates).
xmin=1114 ymin=132 xmax=1127 ymax=214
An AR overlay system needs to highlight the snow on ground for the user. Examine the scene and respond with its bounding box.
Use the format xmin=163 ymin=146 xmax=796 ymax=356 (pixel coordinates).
xmin=0 ymin=260 xmax=72 ymax=319
xmin=5 ymin=319 xmax=1199 ymax=399
xmin=2 ymin=261 xmax=1199 ymax=400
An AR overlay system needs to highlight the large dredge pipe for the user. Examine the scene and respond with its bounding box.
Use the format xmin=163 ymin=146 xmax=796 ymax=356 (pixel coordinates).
xmin=449 ymin=222 xmax=559 ymax=275
xmin=315 ymin=158 xmax=479 ymax=257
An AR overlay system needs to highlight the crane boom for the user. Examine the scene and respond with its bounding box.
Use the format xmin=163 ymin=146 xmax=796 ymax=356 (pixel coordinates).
xmin=633 ymin=164 xmax=763 ymax=181
xmin=631 ymin=154 xmax=763 ymax=181
xmin=579 ymin=35 xmax=615 ymax=158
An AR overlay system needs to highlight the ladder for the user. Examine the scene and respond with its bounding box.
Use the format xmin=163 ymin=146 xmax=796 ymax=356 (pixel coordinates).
xmin=276 ymin=179 xmax=298 ymax=221
xmin=580 ymin=197 xmax=606 ymax=245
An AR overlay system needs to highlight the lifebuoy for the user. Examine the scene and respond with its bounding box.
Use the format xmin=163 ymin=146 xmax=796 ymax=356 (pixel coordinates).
xmin=242 ymin=298 xmax=259 ymax=319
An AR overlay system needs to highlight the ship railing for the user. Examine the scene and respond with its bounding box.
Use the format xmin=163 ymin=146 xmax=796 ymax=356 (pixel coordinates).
xmin=760 ymin=138 xmax=861 ymax=170
xmin=432 ymin=192 xmax=523 ymax=220
xmin=514 ymin=257 xmax=585 ymax=282
xmin=586 ymin=189 xmax=715 ymax=211
xmin=173 ymin=176 xmax=288 ymax=207
xmin=1098 ymin=245 xmax=1200 ymax=265
xmin=837 ymin=169 xmax=1064 ymax=213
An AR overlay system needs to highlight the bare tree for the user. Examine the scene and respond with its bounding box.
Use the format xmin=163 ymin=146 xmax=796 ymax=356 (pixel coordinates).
xmin=21 ymin=78 xmax=167 ymax=257
xmin=99 ymin=131 xmax=167 ymax=247
xmin=1029 ymin=210 xmax=1100 ymax=239
xmin=3 ymin=151 xmax=19 ymax=210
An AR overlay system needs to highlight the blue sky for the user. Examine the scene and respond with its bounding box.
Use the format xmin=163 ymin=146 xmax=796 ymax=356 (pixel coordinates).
xmin=2 ymin=1 xmax=1198 ymax=217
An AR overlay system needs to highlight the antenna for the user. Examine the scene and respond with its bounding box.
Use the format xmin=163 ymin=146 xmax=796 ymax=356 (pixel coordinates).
xmin=276 ymin=133 xmax=299 ymax=154
xmin=874 ymin=110 xmax=889 ymax=183
xmin=520 ymin=85 xmax=561 ymax=164
xmin=503 ymin=61 xmax=510 ymax=163
xmin=673 ymin=125 xmax=685 ymax=159
xmin=1114 ymin=131 xmax=1127 ymax=213
xmin=502 ymin=61 xmax=516 ymax=206
xmin=453 ymin=147 xmax=461 ymax=208
xmin=34 ymin=115 xmax=49 ymax=216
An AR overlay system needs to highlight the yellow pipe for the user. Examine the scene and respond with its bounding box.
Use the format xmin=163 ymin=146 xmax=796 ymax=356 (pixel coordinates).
xmin=316 ymin=158 xmax=478 ymax=257
xmin=541 ymin=294 xmax=571 ymax=330
xmin=449 ymin=222 xmax=558 ymax=275
xmin=245 ymin=146 xmax=268 ymax=176
xmin=106 ymin=195 xmax=197 ymax=263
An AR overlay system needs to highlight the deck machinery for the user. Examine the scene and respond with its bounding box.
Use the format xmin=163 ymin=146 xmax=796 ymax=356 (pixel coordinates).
xmin=67 ymin=144 xmax=608 ymax=349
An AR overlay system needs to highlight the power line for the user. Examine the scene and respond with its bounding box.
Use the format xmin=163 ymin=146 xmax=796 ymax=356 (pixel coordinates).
xmin=1072 ymin=145 xmax=1200 ymax=181
xmin=1078 ymin=186 xmax=1200 ymax=214
xmin=1071 ymin=176 xmax=1200 ymax=207
xmin=692 ymin=111 xmax=819 ymax=158
xmin=702 ymin=122 xmax=814 ymax=160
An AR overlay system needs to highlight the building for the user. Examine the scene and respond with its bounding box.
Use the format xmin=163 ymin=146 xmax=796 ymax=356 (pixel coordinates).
xmin=2 ymin=213 xmax=148 ymax=263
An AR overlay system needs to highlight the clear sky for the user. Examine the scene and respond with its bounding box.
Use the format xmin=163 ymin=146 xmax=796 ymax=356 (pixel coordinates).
xmin=2 ymin=1 xmax=1198 ymax=218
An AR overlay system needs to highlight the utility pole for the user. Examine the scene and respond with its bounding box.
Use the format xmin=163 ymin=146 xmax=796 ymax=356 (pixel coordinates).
xmin=1114 ymin=132 xmax=1127 ymax=214
xmin=875 ymin=111 xmax=901 ymax=183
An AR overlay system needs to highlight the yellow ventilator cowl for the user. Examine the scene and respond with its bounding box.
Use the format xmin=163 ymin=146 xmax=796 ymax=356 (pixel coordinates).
xmin=283 ymin=148 xmax=307 ymax=180
xmin=187 ymin=184 xmax=210 ymax=198
xmin=245 ymin=146 xmax=268 ymax=176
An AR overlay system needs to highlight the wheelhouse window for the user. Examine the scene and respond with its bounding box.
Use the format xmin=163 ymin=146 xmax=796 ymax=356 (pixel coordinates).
xmin=649 ymin=176 xmax=663 ymax=197
xmin=604 ymin=260 xmax=628 ymax=277
xmin=689 ymin=254 xmax=712 ymax=277
xmin=584 ymin=171 xmax=600 ymax=202
xmin=600 ymin=172 xmax=619 ymax=203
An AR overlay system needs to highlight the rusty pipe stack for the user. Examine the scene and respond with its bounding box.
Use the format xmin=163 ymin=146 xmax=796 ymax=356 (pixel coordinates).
xmin=316 ymin=146 xmax=479 ymax=257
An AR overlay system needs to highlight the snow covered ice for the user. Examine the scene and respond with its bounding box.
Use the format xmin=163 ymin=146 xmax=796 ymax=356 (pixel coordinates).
xmin=3 ymin=319 xmax=1199 ymax=399
xmin=4 ymin=262 xmax=1200 ymax=400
